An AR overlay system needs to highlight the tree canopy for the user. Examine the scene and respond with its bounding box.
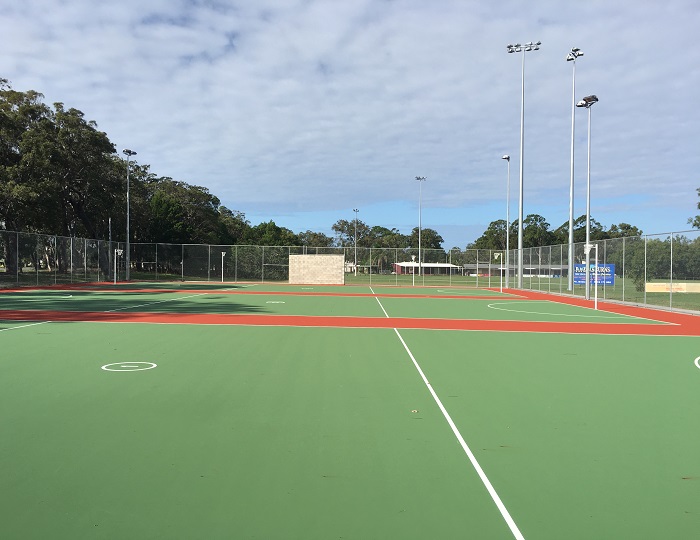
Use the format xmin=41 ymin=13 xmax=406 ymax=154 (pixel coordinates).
xmin=688 ymin=188 xmax=700 ymax=230
xmin=1 ymin=79 xmax=651 ymax=253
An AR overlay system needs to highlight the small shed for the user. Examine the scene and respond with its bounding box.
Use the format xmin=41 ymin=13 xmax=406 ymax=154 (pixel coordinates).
xmin=392 ymin=262 xmax=461 ymax=275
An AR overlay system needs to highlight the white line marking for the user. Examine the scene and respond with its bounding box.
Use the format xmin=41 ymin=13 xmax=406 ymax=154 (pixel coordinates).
xmin=105 ymin=292 xmax=209 ymax=312
xmin=370 ymin=286 xmax=524 ymax=538
xmin=0 ymin=321 xmax=51 ymax=332
xmin=486 ymin=301 xmax=656 ymax=321
xmin=20 ymin=294 xmax=73 ymax=301
xmin=695 ymin=357 xmax=700 ymax=370
xmin=393 ymin=330 xmax=524 ymax=539
xmin=101 ymin=362 xmax=157 ymax=372
xmin=266 ymin=301 xmax=285 ymax=304
xmin=370 ymin=287 xmax=391 ymax=318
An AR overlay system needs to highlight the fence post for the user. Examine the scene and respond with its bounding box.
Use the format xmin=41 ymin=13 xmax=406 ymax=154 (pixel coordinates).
xmin=644 ymin=235 xmax=647 ymax=305
xmin=369 ymin=247 xmax=373 ymax=285
xmin=476 ymin=249 xmax=479 ymax=288
xmin=670 ymin=234 xmax=674 ymax=310
xmin=622 ymin=236 xmax=626 ymax=302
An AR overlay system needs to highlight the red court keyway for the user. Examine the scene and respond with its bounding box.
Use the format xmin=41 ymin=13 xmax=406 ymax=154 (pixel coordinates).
xmin=2 ymin=308 xmax=700 ymax=336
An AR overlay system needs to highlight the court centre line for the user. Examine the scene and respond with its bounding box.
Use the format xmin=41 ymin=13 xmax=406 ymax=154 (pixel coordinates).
xmin=104 ymin=292 xmax=210 ymax=313
xmin=0 ymin=321 xmax=51 ymax=333
xmin=369 ymin=287 xmax=390 ymax=318
xmin=370 ymin=290 xmax=525 ymax=540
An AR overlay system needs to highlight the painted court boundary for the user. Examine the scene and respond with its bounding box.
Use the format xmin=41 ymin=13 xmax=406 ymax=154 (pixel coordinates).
xmin=0 ymin=286 xmax=517 ymax=301
xmin=2 ymin=309 xmax=700 ymax=336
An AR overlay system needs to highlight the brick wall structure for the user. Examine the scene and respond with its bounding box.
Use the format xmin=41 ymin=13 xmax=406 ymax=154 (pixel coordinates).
xmin=288 ymin=254 xmax=345 ymax=285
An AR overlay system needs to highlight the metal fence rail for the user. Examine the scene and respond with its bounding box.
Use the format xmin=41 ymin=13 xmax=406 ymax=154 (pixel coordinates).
xmin=2 ymin=229 xmax=700 ymax=312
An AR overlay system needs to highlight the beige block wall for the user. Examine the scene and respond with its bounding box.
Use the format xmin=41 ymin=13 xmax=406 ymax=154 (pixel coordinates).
xmin=289 ymin=254 xmax=345 ymax=285
xmin=645 ymin=282 xmax=700 ymax=293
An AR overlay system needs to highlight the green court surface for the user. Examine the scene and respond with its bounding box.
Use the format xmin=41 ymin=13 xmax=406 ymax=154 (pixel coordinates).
xmin=1 ymin=282 xmax=699 ymax=539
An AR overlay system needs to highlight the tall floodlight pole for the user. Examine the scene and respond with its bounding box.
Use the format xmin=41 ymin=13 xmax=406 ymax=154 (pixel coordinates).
xmin=566 ymin=47 xmax=584 ymax=291
xmin=122 ymin=149 xmax=137 ymax=281
xmin=507 ymin=41 xmax=540 ymax=288
xmin=415 ymin=176 xmax=426 ymax=277
xmin=576 ymin=95 xmax=598 ymax=300
xmin=501 ymin=155 xmax=511 ymax=288
xmin=353 ymin=208 xmax=359 ymax=277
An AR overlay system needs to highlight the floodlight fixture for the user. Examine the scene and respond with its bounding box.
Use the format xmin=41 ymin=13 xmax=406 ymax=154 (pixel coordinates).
xmin=566 ymin=47 xmax=584 ymax=61
xmin=576 ymin=95 xmax=598 ymax=108
xmin=509 ymin=41 xmax=540 ymax=53
xmin=502 ymin=155 xmax=510 ymax=161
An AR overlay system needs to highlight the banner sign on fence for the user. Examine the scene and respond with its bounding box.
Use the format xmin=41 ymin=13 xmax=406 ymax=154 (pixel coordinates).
xmin=573 ymin=264 xmax=615 ymax=285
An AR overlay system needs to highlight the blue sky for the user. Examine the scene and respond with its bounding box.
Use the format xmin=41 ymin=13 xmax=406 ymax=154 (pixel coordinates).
xmin=3 ymin=0 xmax=699 ymax=248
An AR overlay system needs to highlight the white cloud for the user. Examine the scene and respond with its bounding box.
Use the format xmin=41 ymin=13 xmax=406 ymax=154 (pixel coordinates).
xmin=3 ymin=0 xmax=700 ymax=247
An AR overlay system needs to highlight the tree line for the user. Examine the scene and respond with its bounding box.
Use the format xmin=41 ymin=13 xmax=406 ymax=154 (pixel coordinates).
xmin=0 ymin=78 xmax=671 ymax=256
xmin=467 ymin=215 xmax=643 ymax=251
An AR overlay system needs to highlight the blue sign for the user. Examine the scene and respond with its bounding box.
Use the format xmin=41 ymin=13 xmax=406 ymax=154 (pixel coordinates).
xmin=573 ymin=264 xmax=615 ymax=285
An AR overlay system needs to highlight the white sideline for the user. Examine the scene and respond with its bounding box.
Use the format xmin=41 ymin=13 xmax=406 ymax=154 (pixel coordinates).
xmin=371 ymin=288 xmax=525 ymax=540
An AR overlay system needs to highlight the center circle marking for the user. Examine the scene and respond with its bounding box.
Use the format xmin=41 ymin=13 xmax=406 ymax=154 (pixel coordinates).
xmin=101 ymin=362 xmax=157 ymax=372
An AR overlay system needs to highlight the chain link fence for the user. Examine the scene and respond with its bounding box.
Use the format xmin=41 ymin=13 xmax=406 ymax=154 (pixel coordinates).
xmin=3 ymin=229 xmax=700 ymax=312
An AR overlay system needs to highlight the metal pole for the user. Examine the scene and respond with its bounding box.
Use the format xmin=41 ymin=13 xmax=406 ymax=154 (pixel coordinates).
xmin=518 ymin=49 xmax=525 ymax=289
xmin=594 ymin=244 xmax=599 ymax=310
xmin=108 ymin=217 xmax=112 ymax=281
xmin=568 ymin=56 xmax=576 ymax=291
xmin=644 ymin=235 xmax=648 ymax=305
xmin=567 ymin=48 xmax=583 ymax=291
xmin=670 ymin=233 xmax=674 ymax=309
xmin=585 ymin=105 xmax=592 ymax=300
xmin=502 ymin=155 xmax=511 ymax=288
xmin=222 ymin=251 xmax=226 ymax=283
xmin=622 ymin=236 xmax=626 ymax=302
xmin=507 ymin=41 xmax=540 ymax=288
xmin=416 ymin=176 xmax=426 ymax=277
xmin=411 ymin=254 xmax=416 ymax=287
xmin=576 ymin=95 xmax=597 ymax=300
xmin=353 ymin=208 xmax=359 ymax=277
xmin=126 ymin=161 xmax=130 ymax=281
xmin=122 ymin=149 xmax=137 ymax=281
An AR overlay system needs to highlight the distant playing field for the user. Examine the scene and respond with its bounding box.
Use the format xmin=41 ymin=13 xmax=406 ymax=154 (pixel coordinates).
xmin=1 ymin=282 xmax=699 ymax=539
